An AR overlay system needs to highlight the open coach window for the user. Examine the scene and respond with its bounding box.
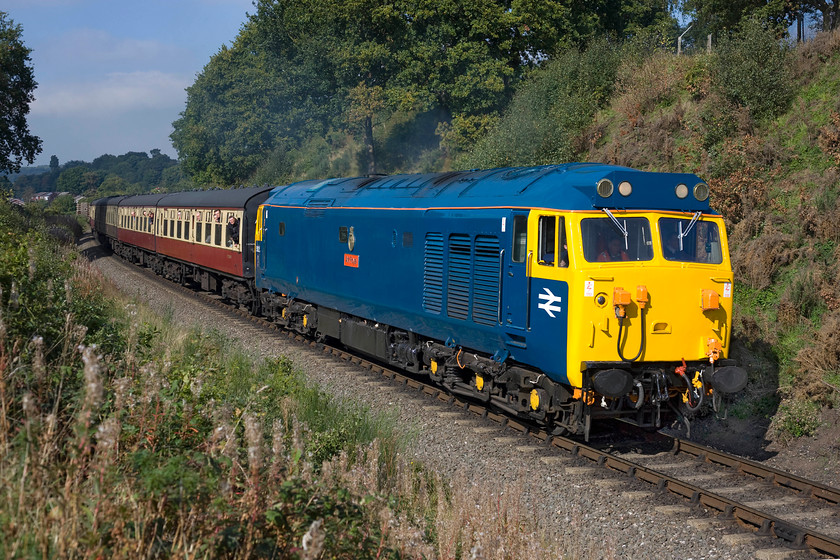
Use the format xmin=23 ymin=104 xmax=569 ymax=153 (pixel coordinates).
xmin=581 ymin=217 xmax=653 ymax=262
xmin=659 ymin=217 xmax=723 ymax=264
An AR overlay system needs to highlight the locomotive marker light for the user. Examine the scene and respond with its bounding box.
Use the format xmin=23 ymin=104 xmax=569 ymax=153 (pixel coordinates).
xmin=618 ymin=181 xmax=633 ymax=196
xmin=693 ymin=182 xmax=710 ymax=201
xmin=612 ymin=287 xmax=631 ymax=318
xmin=701 ymin=289 xmax=720 ymax=310
xmin=675 ymin=183 xmax=689 ymax=199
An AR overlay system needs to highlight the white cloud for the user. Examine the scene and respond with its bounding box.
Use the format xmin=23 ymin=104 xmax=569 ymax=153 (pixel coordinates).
xmin=31 ymin=71 xmax=190 ymax=117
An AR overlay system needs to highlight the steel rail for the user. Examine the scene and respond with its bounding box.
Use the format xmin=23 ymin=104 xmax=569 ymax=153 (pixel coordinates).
xmin=670 ymin=437 xmax=840 ymax=506
xmin=547 ymin=436 xmax=840 ymax=558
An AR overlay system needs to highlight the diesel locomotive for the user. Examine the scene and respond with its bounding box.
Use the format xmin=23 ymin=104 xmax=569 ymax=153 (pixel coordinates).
xmin=92 ymin=163 xmax=748 ymax=439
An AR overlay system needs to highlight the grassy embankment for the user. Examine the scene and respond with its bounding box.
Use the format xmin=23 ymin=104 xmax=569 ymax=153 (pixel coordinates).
xmin=0 ymin=203 xmax=587 ymax=558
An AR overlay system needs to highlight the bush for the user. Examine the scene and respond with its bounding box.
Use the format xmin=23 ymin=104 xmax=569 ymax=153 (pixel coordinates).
xmin=773 ymin=399 xmax=821 ymax=439
xmin=712 ymin=17 xmax=793 ymax=123
xmin=463 ymin=38 xmax=622 ymax=168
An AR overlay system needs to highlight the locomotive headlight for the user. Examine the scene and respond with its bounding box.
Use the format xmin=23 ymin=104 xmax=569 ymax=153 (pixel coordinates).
xmin=597 ymin=179 xmax=614 ymax=198
xmin=618 ymin=181 xmax=632 ymax=196
xmin=675 ymin=183 xmax=689 ymax=199
xmin=694 ymin=182 xmax=710 ymax=201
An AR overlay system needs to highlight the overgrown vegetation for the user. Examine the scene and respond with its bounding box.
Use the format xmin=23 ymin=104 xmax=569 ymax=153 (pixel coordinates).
xmin=2 ymin=201 xmax=587 ymax=557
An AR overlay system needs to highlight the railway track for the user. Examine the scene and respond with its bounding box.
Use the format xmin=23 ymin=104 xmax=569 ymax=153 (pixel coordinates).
xmin=101 ymin=246 xmax=840 ymax=559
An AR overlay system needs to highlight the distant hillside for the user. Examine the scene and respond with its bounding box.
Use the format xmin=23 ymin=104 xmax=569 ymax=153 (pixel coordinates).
xmin=11 ymin=150 xmax=191 ymax=201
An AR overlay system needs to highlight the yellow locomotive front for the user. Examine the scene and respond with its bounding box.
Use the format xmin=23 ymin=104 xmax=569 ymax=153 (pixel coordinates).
xmin=531 ymin=205 xmax=747 ymax=430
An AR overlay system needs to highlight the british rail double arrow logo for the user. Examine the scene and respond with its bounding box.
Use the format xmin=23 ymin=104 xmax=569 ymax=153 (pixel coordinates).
xmin=538 ymin=288 xmax=563 ymax=318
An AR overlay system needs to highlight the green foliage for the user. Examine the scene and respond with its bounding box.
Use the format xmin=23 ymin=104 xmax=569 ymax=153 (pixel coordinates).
xmin=172 ymin=0 xmax=675 ymax=182
xmin=263 ymin=480 xmax=400 ymax=559
xmin=729 ymin=392 xmax=779 ymax=420
xmin=464 ymin=38 xmax=622 ymax=168
xmin=0 ymin=202 xmax=122 ymax=360
xmin=712 ymin=17 xmax=794 ymax=122
xmin=47 ymin=194 xmax=77 ymax=215
xmin=681 ymin=0 xmax=796 ymax=43
xmin=774 ymin=400 xmax=821 ymax=438
xmin=0 ymin=11 xmax=42 ymax=174
xmin=13 ymin=150 xmax=182 ymax=199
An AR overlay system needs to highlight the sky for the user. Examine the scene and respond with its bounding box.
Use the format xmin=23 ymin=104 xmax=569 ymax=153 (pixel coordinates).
xmin=4 ymin=0 xmax=256 ymax=167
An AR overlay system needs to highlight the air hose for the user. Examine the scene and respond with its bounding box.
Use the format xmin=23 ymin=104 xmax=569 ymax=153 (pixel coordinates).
xmin=617 ymin=307 xmax=646 ymax=362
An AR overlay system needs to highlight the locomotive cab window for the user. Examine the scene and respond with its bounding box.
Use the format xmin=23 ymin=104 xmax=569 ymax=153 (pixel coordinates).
xmin=659 ymin=217 xmax=723 ymax=264
xmin=581 ymin=217 xmax=653 ymax=262
xmin=538 ymin=215 xmax=569 ymax=268
xmin=538 ymin=216 xmax=555 ymax=265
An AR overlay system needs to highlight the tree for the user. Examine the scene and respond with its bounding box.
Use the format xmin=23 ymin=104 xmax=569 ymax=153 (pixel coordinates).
xmin=802 ymin=0 xmax=840 ymax=30
xmin=56 ymin=166 xmax=86 ymax=195
xmin=49 ymin=155 xmax=59 ymax=173
xmin=680 ymin=0 xmax=797 ymax=38
xmin=172 ymin=0 xmax=675 ymax=182
xmin=0 ymin=12 xmax=42 ymax=174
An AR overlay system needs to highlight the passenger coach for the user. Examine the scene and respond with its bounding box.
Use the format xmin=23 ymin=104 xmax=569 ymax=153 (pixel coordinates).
xmin=93 ymin=186 xmax=273 ymax=311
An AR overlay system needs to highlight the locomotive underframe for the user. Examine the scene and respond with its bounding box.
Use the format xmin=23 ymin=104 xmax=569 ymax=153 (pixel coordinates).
xmin=257 ymin=286 xmax=736 ymax=440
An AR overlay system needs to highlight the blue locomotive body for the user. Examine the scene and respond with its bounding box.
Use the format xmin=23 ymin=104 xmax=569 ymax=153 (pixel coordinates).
xmin=254 ymin=163 xmax=728 ymax=398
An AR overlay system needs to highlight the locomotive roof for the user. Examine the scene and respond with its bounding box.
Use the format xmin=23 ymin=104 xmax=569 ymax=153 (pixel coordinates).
xmin=263 ymin=163 xmax=716 ymax=213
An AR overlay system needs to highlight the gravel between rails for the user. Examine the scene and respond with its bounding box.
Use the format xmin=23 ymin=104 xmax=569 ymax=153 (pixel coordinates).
xmin=85 ymin=237 xmax=809 ymax=560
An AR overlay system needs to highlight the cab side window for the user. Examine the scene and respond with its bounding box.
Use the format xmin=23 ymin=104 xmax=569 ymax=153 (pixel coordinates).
xmin=538 ymin=216 xmax=569 ymax=268
xmin=538 ymin=216 xmax=555 ymax=266
xmin=512 ymin=215 xmax=527 ymax=263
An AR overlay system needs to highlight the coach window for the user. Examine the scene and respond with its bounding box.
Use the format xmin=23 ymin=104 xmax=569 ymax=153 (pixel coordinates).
xmin=215 ymin=219 xmax=223 ymax=246
xmin=512 ymin=215 xmax=527 ymax=263
xmin=183 ymin=213 xmax=190 ymax=240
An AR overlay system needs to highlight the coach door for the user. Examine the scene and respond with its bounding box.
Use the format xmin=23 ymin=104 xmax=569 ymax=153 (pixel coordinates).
xmin=502 ymin=213 xmax=530 ymax=333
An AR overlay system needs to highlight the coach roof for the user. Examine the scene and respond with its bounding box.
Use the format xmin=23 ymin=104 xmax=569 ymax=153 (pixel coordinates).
xmin=264 ymin=163 xmax=714 ymax=213
xmin=159 ymin=185 xmax=274 ymax=209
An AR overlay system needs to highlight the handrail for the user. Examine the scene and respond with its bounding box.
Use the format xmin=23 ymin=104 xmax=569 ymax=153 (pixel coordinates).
xmin=526 ymin=250 xmax=533 ymax=330
xmin=497 ymin=249 xmax=505 ymax=324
